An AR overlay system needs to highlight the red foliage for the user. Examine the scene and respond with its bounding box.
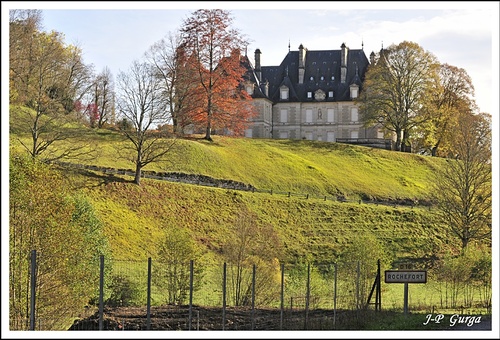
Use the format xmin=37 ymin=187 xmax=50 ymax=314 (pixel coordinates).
xmin=74 ymin=100 xmax=100 ymax=128
xmin=180 ymin=9 xmax=257 ymax=139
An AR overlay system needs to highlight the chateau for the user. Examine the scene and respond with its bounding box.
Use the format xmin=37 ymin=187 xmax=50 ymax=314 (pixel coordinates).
xmin=242 ymin=43 xmax=388 ymax=148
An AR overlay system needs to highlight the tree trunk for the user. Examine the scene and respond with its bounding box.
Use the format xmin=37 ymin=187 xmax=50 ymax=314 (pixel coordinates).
xmin=204 ymin=123 xmax=212 ymax=141
xmin=205 ymin=98 xmax=213 ymax=141
xmin=394 ymin=128 xmax=402 ymax=151
xmin=134 ymin=153 xmax=142 ymax=185
xmin=431 ymin=146 xmax=438 ymax=157
xmin=402 ymin=129 xmax=411 ymax=153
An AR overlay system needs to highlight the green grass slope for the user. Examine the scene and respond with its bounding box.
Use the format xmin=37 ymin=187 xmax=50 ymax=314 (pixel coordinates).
xmin=11 ymin=128 xmax=454 ymax=264
xmin=71 ymin=167 xmax=451 ymax=264
xmin=13 ymin=129 xmax=445 ymax=202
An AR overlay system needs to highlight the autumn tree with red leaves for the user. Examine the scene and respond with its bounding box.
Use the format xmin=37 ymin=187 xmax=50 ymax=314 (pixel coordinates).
xmin=180 ymin=9 xmax=256 ymax=141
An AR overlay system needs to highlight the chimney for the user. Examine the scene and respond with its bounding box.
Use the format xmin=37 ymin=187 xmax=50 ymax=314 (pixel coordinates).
xmin=298 ymin=44 xmax=306 ymax=84
xmin=340 ymin=43 xmax=348 ymax=84
xmin=255 ymin=48 xmax=262 ymax=82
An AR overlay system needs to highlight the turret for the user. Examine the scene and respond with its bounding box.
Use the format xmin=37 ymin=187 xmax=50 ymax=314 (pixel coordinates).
xmin=370 ymin=51 xmax=375 ymax=65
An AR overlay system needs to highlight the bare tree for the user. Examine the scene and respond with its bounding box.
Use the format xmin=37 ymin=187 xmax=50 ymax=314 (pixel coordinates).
xmin=116 ymin=60 xmax=176 ymax=185
xmin=432 ymin=111 xmax=492 ymax=250
xmin=92 ymin=67 xmax=115 ymax=128
xmin=145 ymin=32 xmax=198 ymax=135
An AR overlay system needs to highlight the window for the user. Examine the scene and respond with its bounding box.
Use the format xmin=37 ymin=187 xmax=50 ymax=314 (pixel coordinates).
xmin=351 ymin=107 xmax=358 ymax=122
xmin=350 ymin=130 xmax=359 ymax=139
xmin=320 ymin=76 xmax=324 ymax=80
xmin=280 ymin=87 xmax=289 ymax=100
xmin=327 ymin=108 xmax=334 ymax=122
xmin=280 ymin=109 xmax=288 ymax=123
xmin=310 ymin=76 xmax=314 ymax=81
xmin=245 ymin=128 xmax=253 ymax=138
xmin=350 ymin=84 xmax=359 ymax=99
xmin=305 ymin=109 xmax=313 ymax=123
xmin=328 ymin=91 xmax=334 ymax=98
xmin=351 ymin=88 xmax=358 ymax=98
xmin=246 ymin=85 xmax=253 ymax=95
xmin=305 ymin=131 xmax=313 ymax=140
xmin=307 ymin=92 xmax=312 ymax=99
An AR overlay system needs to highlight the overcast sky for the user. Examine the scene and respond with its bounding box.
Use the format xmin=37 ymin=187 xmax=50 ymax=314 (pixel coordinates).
xmin=2 ymin=1 xmax=498 ymax=116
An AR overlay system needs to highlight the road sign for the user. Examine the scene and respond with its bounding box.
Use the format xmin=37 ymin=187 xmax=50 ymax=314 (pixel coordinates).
xmin=385 ymin=270 xmax=427 ymax=283
xmin=398 ymin=263 xmax=413 ymax=270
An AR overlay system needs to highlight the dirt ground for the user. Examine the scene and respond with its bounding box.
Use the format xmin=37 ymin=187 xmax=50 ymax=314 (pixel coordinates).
xmin=68 ymin=305 xmax=493 ymax=332
xmin=68 ymin=305 xmax=353 ymax=331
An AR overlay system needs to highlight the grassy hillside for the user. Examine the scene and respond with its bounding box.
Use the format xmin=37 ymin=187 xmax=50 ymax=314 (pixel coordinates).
xmin=12 ymin=129 xmax=445 ymax=203
xmin=11 ymin=128 xmax=455 ymax=264
xmin=11 ymin=128 xmax=466 ymax=313
xmin=77 ymin=173 xmax=450 ymax=263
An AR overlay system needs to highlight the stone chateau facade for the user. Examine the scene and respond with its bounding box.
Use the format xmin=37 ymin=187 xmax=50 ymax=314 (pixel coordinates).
xmin=241 ymin=43 xmax=388 ymax=148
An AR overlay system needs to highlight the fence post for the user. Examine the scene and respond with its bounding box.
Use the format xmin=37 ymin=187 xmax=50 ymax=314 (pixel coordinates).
xmin=280 ymin=263 xmax=285 ymax=330
xmin=376 ymin=259 xmax=381 ymax=311
xmin=146 ymin=257 xmax=151 ymax=330
xmin=333 ymin=262 xmax=337 ymax=329
xmin=222 ymin=262 xmax=226 ymax=331
xmin=251 ymin=264 xmax=256 ymax=330
xmin=356 ymin=261 xmax=360 ymax=310
xmin=99 ymin=255 xmax=104 ymax=331
xmin=189 ymin=260 xmax=194 ymax=331
xmin=29 ymin=250 xmax=37 ymax=331
xmin=304 ymin=263 xmax=310 ymax=330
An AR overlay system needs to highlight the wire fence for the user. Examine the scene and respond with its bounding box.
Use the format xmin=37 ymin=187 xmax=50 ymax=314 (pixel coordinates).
xmin=10 ymin=250 xmax=384 ymax=331
xmin=10 ymin=249 xmax=491 ymax=331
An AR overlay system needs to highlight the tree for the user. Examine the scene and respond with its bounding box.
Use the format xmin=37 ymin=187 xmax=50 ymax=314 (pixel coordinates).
xmin=9 ymin=12 xmax=95 ymax=161
xmin=222 ymin=209 xmax=282 ymax=306
xmin=9 ymin=154 xmax=111 ymax=330
xmin=93 ymin=67 xmax=115 ymax=128
xmin=115 ymin=60 xmax=176 ymax=185
xmin=415 ymin=64 xmax=476 ymax=156
xmin=73 ymin=66 xmax=115 ymax=129
xmin=338 ymin=235 xmax=389 ymax=309
xmin=432 ymin=111 xmax=492 ymax=250
xmin=145 ymin=33 xmax=197 ymax=135
xmin=9 ymin=9 xmax=44 ymax=103
xmin=358 ymin=41 xmax=439 ymax=151
xmin=180 ymin=9 xmax=256 ymax=140
xmin=153 ymin=227 xmax=204 ymax=305
xmin=434 ymin=245 xmax=491 ymax=309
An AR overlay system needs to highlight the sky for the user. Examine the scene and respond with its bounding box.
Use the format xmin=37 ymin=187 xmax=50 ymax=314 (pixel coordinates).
xmin=2 ymin=2 xmax=500 ymax=338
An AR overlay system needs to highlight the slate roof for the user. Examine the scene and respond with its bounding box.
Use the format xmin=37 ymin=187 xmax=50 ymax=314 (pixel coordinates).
xmin=246 ymin=45 xmax=370 ymax=103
